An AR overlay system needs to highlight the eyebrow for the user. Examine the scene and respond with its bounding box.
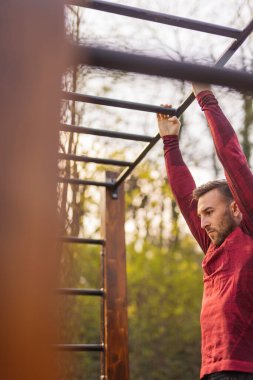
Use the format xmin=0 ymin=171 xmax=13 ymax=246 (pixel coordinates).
xmin=197 ymin=206 xmax=214 ymax=217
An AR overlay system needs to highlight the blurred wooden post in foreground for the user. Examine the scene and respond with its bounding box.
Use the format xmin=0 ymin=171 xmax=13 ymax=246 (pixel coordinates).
xmin=0 ymin=1 xmax=66 ymax=379
xmin=101 ymin=172 xmax=129 ymax=380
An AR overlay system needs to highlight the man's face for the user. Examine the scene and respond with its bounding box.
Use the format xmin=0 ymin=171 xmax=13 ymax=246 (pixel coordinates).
xmin=197 ymin=188 xmax=238 ymax=247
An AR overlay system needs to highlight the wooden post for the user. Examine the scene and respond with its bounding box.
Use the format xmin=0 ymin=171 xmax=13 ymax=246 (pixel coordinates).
xmin=0 ymin=2 xmax=66 ymax=379
xmin=101 ymin=172 xmax=129 ymax=380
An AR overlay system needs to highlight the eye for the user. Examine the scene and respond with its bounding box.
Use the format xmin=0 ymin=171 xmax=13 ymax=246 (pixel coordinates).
xmin=206 ymin=210 xmax=213 ymax=216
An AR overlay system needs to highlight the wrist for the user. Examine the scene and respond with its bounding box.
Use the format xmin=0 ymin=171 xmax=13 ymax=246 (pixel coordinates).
xmin=162 ymin=134 xmax=179 ymax=141
xmin=160 ymin=131 xmax=179 ymax=137
xmin=192 ymin=82 xmax=211 ymax=96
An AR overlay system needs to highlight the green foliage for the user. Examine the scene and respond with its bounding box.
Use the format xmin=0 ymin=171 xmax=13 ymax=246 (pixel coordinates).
xmin=127 ymin=238 xmax=202 ymax=380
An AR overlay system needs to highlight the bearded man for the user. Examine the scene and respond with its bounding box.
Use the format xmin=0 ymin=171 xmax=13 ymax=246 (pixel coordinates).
xmin=157 ymin=84 xmax=253 ymax=380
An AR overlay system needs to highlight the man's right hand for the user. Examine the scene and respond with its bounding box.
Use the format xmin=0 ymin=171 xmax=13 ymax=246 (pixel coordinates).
xmin=157 ymin=104 xmax=181 ymax=137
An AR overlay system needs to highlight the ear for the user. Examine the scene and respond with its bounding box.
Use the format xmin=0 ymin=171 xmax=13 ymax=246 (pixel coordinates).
xmin=230 ymin=201 xmax=242 ymax=218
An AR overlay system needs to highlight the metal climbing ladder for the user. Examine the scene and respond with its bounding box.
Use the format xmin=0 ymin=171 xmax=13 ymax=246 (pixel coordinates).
xmin=57 ymin=171 xmax=129 ymax=380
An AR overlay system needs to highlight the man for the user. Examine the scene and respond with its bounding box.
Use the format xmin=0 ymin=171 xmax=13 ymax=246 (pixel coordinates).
xmin=157 ymin=84 xmax=253 ymax=380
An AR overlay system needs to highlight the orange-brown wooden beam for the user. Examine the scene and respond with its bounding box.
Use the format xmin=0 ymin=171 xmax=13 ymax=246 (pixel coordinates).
xmin=0 ymin=1 xmax=67 ymax=379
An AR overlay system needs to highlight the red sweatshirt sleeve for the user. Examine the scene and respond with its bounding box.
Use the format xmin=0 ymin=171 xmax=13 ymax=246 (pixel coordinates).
xmin=197 ymin=91 xmax=253 ymax=234
xmin=163 ymin=135 xmax=210 ymax=253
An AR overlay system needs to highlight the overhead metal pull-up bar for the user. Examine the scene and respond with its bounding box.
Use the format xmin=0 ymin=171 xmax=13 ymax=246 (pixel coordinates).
xmin=58 ymin=152 xmax=132 ymax=167
xmin=65 ymin=18 xmax=253 ymax=189
xmin=71 ymin=43 xmax=253 ymax=94
xmin=60 ymin=123 xmax=154 ymax=142
xmin=62 ymin=91 xmax=177 ymax=115
xmin=67 ymin=18 xmax=253 ymax=189
xmin=58 ymin=176 xmax=115 ymax=187
xmin=67 ymin=0 xmax=241 ymax=38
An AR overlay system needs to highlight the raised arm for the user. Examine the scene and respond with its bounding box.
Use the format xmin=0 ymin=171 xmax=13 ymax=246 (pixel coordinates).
xmin=157 ymin=106 xmax=210 ymax=253
xmin=193 ymin=84 xmax=253 ymax=234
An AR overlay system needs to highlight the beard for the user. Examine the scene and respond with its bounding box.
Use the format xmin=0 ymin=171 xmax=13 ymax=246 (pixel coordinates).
xmin=206 ymin=210 xmax=238 ymax=247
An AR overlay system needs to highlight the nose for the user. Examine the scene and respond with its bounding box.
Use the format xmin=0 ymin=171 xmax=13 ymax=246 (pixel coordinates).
xmin=201 ymin=216 xmax=210 ymax=230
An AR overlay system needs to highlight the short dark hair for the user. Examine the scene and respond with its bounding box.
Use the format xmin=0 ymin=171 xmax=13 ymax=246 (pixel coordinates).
xmin=192 ymin=179 xmax=234 ymax=202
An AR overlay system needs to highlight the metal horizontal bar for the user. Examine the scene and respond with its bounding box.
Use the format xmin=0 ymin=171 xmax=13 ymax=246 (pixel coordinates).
xmin=71 ymin=44 xmax=253 ymax=94
xmin=62 ymin=91 xmax=177 ymax=115
xmin=67 ymin=0 xmax=241 ymax=38
xmin=58 ymin=152 xmax=132 ymax=167
xmin=58 ymin=176 xmax=114 ymax=187
xmin=60 ymin=236 xmax=105 ymax=245
xmin=55 ymin=344 xmax=104 ymax=352
xmin=60 ymin=123 xmax=153 ymax=142
xmin=57 ymin=288 xmax=104 ymax=296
